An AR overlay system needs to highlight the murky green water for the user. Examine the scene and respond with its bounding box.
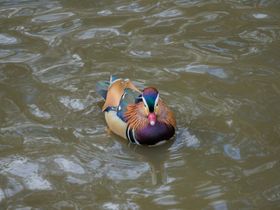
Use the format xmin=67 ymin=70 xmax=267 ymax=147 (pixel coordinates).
xmin=1 ymin=0 xmax=280 ymax=209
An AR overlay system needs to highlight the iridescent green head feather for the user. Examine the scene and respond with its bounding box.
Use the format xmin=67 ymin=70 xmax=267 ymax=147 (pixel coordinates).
xmin=142 ymin=87 xmax=159 ymax=113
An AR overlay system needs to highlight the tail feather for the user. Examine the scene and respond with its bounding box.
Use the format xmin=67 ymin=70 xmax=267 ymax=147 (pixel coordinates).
xmin=110 ymin=75 xmax=119 ymax=84
xmin=96 ymin=80 xmax=110 ymax=100
xmin=96 ymin=75 xmax=120 ymax=100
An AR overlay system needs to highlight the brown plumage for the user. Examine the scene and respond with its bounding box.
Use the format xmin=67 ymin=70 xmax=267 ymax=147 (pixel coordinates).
xmin=97 ymin=77 xmax=176 ymax=145
xmin=125 ymin=102 xmax=148 ymax=130
xmin=125 ymin=99 xmax=176 ymax=131
xmin=157 ymin=100 xmax=176 ymax=128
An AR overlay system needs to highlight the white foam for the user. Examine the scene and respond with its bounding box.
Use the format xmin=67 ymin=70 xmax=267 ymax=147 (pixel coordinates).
xmin=253 ymin=13 xmax=268 ymax=19
xmin=54 ymin=157 xmax=85 ymax=174
xmin=28 ymin=104 xmax=51 ymax=119
xmin=59 ymin=96 xmax=86 ymax=111
xmin=4 ymin=158 xmax=52 ymax=190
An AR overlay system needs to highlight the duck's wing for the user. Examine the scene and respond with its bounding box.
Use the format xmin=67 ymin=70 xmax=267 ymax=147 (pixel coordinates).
xmin=102 ymin=79 xmax=141 ymax=112
xmin=116 ymin=88 xmax=142 ymax=122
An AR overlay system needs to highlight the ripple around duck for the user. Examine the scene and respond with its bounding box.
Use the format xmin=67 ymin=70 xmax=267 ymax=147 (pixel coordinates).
xmin=168 ymin=128 xmax=200 ymax=152
xmin=153 ymin=195 xmax=178 ymax=205
xmin=195 ymin=182 xmax=225 ymax=200
xmin=206 ymin=166 xmax=243 ymax=183
xmin=126 ymin=185 xmax=177 ymax=206
xmin=208 ymin=200 xmax=229 ymax=210
xmin=75 ymin=139 xmax=151 ymax=182
xmin=72 ymin=134 xmax=178 ymax=186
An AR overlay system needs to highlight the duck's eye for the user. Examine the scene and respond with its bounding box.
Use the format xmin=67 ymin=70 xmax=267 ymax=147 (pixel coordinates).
xmin=156 ymin=103 xmax=159 ymax=107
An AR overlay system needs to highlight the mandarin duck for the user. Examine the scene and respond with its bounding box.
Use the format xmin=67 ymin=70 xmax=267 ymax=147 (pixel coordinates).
xmin=96 ymin=76 xmax=176 ymax=145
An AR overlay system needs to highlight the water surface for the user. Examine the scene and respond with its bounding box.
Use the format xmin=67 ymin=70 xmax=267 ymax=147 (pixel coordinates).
xmin=0 ymin=0 xmax=280 ymax=209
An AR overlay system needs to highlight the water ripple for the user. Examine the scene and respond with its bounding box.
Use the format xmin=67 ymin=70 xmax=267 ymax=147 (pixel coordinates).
xmin=239 ymin=29 xmax=274 ymax=44
xmin=153 ymin=9 xmax=182 ymax=18
xmin=0 ymin=34 xmax=18 ymax=45
xmin=31 ymin=53 xmax=83 ymax=83
xmin=169 ymin=64 xmax=228 ymax=79
xmin=263 ymin=185 xmax=280 ymax=202
xmin=252 ymin=13 xmax=269 ymax=19
xmin=59 ymin=96 xmax=88 ymax=111
xmin=184 ymin=42 xmax=233 ymax=64
xmin=153 ymin=195 xmax=178 ymax=205
xmin=169 ymin=128 xmax=200 ymax=152
xmin=115 ymin=2 xmax=152 ymax=13
xmin=3 ymin=177 xmax=23 ymax=198
xmin=54 ymin=157 xmax=85 ymax=175
xmin=1 ymin=0 xmax=280 ymax=209
xmin=97 ymin=9 xmax=113 ymax=16
xmin=224 ymin=144 xmax=241 ymax=160
xmin=103 ymin=201 xmax=139 ymax=210
xmin=0 ymin=1 xmax=61 ymax=18
xmin=28 ymin=104 xmax=51 ymax=119
xmin=0 ymin=156 xmax=52 ymax=191
xmin=76 ymin=27 xmax=121 ymax=40
xmin=129 ymin=50 xmax=152 ymax=58
xmin=195 ymin=182 xmax=225 ymax=200
xmin=21 ymin=18 xmax=82 ymax=46
xmin=32 ymin=12 xmax=75 ymax=23
xmin=206 ymin=166 xmax=243 ymax=183
xmin=0 ymin=49 xmax=40 ymax=63
xmin=243 ymin=160 xmax=278 ymax=177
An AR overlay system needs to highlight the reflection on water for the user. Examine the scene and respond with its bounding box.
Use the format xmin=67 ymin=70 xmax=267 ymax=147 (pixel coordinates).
xmin=1 ymin=0 xmax=280 ymax=209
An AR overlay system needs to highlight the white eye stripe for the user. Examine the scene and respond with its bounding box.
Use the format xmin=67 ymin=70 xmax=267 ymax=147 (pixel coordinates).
xmin=154 ymin=93 xmax=159 ymax=107
xmin=142 ymin=93 xmax=160 ymax=109
xmin=142 ymin=96 xmax=148 ymax=108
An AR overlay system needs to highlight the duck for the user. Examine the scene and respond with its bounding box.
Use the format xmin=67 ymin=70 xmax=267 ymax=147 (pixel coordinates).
xmin=96 ymin=76 xmax=176 ymax=145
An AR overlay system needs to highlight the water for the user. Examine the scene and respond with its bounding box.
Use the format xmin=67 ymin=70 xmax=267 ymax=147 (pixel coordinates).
xmin=0 ymin=0 xmax=280 ymax=209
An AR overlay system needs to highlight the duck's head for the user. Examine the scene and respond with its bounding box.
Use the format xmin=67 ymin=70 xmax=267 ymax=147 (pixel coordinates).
xmin=142 ymin=87 xmax=159 ymax=126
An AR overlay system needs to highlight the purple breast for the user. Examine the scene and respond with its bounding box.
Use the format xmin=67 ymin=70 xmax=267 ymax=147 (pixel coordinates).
xmin=135 ymin=122 xmax=175 ymax=145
